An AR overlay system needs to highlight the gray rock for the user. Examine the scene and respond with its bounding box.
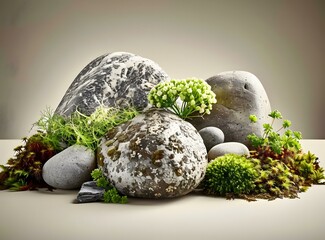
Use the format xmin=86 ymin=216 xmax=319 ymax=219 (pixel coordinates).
xmin=76 ymin=181 xmax=105 ymax=203
xmin=42 ymin=145 xmax=96 ymax=189
xmin=188 ymin=71 xmax=271 ymax=146
xmin=208 ymin=142 xmax=250 ymax=161
xmin=199 ymin=126 xmax=224 ymax=151
xmin=55 ymin=52 xmax=169 ymax=117
xmin=98 ymin=109 xmax=208 ymax=199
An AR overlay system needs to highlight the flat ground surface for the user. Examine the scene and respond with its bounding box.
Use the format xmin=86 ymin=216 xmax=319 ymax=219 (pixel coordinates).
xmin=1 ymin=139 xmax=324 ymax=240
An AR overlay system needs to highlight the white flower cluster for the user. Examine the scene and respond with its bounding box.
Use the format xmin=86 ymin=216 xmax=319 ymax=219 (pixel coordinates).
xmin=148 ymin=78 xmax=217 ymax=119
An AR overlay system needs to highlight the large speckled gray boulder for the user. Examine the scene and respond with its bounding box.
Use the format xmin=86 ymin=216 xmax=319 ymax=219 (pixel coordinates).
xmin=188 ymin=71 xmax=271 ymax=146
xmin=55 ymin=52 xmax=169 ymax=117
xmin=42 ymin=145 xmax=96 ymax=189
xmin=98 ymin=109 xmax=208 ymax=198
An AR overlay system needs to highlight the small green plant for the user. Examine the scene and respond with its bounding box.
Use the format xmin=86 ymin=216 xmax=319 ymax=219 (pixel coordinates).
xmin=36 ymin=105 xmax=139 ymax=151
xmin=91 ymin=168 xmax=127 ymax=204
xmin=148 ymin=78 xmax=217 ymax=119
xmin=203 ymin=154 xmax=258 ymax=197
xmin=248 ymin=157 xmax=304 ymax=200
xmin=245 ymin=110 xmax=324 ymax=200
xmin=248 ymin=110 xmax=302 ymax=154
xmin=0 ymin=134 xmax=57 ymax=190
xmin=294 ymin=151 xmax=324 ymax=185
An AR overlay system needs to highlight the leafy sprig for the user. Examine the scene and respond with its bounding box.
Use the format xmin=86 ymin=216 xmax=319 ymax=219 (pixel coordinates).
xmin=148 ymin=78 xmax=217 ymax=119
xmin=91 ymin=168 xmax=127 ymax=204
xmin=248 ymin=110 xmax=301 ymax=154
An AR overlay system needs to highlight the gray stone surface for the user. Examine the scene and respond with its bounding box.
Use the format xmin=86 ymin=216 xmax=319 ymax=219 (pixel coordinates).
xmin=188 ymin=71 xmax=271 ymax=146
xmin=55 ymin=52 xmax=169 ymax=117
xmin=208 ymin=142 xmax=250 ymax=161
xmin=76 ymin=181 xmax=105 ymax=203
xmin=98 ymin=109 xmax=208 ymax=199
xmin=42 ymin=145 xmax=96 ymax=189
xmin=199 ymin=126 xmax=224 ymax=151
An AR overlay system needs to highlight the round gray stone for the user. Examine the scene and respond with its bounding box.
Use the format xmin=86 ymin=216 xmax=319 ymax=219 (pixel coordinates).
xmin=199 ymin=126 xmax=225 ymax=151
xmin=55 ymin=52 xmax=169 ymax=117
xmin=208 ymin=142 xmax=250 ymax=161
xmin=98 ymin=109 xmax=208 ymax=199
xmin=42 ymin=145 xmax=96 ymax=189
xmin=188 ymin=71 xmax=271 ymax=146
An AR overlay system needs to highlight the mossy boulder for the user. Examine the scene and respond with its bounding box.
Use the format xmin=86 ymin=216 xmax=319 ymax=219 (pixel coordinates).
xmin=98 ymin=109 xmax=208 ymax=198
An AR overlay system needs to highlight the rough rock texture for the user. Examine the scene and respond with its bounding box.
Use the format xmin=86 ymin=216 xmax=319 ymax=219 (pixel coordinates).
xmin=208 ymin=142 xmax=250 ymax=161
xmin=76 ymin=181 xmax=105 ymax=203
xmin=42 ymin=145 xmax=96 ymax=189
xmin=199 ymin=126 xmax=225 ymax=151
xmin=55 ymin=52 xmax=169 ymax=117
xmin=98 ymin=109 xmax=208 ymax=198
xmin=188 ymin=71 xmax=271 ymax=146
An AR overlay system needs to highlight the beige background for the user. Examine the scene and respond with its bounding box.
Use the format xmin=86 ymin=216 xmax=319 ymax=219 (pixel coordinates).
xmin=0 ymin=0 xmax=324 ymax=139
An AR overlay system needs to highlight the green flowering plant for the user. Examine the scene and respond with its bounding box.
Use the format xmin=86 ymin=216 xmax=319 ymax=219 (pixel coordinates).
xmin=148 ymin=78 xmax=217 ymax=119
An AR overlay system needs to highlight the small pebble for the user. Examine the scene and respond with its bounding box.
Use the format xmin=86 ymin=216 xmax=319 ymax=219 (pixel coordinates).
xmin=199 ymin=126 xmax=224 ymax=151
xmin=208 ymin=142 xmax=250 ymax=161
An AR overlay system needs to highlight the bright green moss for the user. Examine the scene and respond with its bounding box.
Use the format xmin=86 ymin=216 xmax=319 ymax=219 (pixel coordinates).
xmin=204 ymin=154 xmax=258 ymax=197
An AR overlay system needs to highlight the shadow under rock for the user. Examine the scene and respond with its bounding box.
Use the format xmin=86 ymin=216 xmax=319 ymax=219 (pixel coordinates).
xmin=36 ymin=188 xmax=78 ymax=195
xmin=126 ymin=191 xmax=209 ymax=206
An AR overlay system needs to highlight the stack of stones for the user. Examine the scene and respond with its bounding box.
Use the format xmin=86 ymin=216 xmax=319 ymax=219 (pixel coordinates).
xmin=198 ymin=126 xmax=250 ymax=161
xmin=39 ymin=52 xmax=271 ymax=202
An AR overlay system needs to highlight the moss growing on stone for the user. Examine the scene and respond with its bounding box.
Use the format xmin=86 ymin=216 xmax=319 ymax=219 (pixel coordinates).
xmin=151 ymin=149 xmax=165 ymax=167
xmin=97 ymin=151 xmax=104 ymax=167
xmin=107 ymin=146 xmax=117 ymax=158
xmin=152 ymin=149 xmax=164 ymax=161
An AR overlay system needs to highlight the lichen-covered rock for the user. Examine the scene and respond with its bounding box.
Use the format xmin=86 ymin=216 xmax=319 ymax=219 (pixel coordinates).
xmin=188 ymin=71 xmax=271 ymax=146
xmin=42 ymin=145 xmax=96 ymax=189
xmin=199 ymin=126 xmax=225 ymax=151
xmin=98 ymin=109 xmax=208 ymax=198
xmin=55 ymin=52 xmax=169 ymax=117
xmin=208 ymin=142 xmax=250 ymax=161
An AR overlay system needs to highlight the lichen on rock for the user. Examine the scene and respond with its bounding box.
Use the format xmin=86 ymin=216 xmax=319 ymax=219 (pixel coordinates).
xmin=55 ymin=52 xmax=169 ymax=117
xmin=98 ymin=109 xmax=208 ymax=198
